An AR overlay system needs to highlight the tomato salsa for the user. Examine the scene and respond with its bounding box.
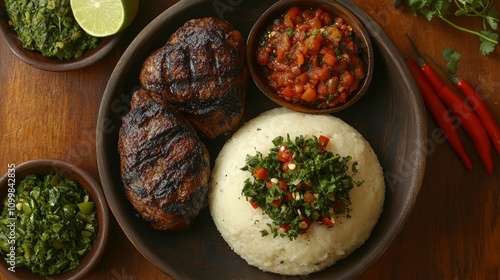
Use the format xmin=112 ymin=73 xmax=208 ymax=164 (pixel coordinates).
xmin=257 ymin=7 xmax=366 ymax=108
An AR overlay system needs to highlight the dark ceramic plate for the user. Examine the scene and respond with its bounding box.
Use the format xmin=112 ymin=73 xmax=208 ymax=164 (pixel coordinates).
xmin=97 ymin=0 xmax=427 ymax=279
xmin=0 ymin=0 xmax=121 ymax=71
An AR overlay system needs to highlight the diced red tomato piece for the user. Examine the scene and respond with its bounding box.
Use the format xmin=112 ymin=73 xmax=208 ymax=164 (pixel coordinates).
xmin=279 ymin=181 xmax=288 ymax=192
xmin=311 ymin=67 xmax=331 ymax=82
xmin=276 ymin=33 xmax=292 ymax=61
xmin=297 ymin=73 xmax=309 ymax=85
xmin=295 ymin=50 xmax=305 ymax=67
xmin=325 ymin=26 xmax=343 ymax=44
xmin=318 ymin=135 xmax=330 ymax=147
xmin=322 ymin=216 xmax=335 ymax=227
xmin=277 ymin=145 xmax=292 ymax=162
xmin=301 ymin=87 xmax=317 ymax=102
xmin=253 ymin=167 xmax=268 ymax=180
xmin=281 ymin=224 xmax=291 ymax=232
xmin=296 ymin=23 xmax=311 ymax=32
xmin=340 ymin=70 xmax=355 ymax=87
xmin=284 ymin=7 xmax=300 ymax=28
xmin=257 ymin=45 xmax=271 ymax=65
xmin=322 ymin=51 xmax=338 ymax=67
xmin=249 ymin=199 xmax=259 ymax=209
xmin=309 ymin=17 xmax=322 ymax=29
xmin=293 ymin=83 xmax=304 ymax=95
xmin=304 ymin=35 xmax=321 ymax=51
xmin=303 ymin=192 xmax=316 ymax=203
xmin=271 ymin=199 xmax=282 ymax=207
xmin=320 ymin=12 xmax=333 ymax=25
xmin=280 ymin=85 xmax=294 ymax=98
xmin=266 ymin=181 xmax=274 ymax=189
xmin=354 ymin=65 xmax=365 ymax=79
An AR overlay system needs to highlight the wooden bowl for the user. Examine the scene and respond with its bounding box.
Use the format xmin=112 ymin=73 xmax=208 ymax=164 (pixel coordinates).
xmin=96 ymin=0 xmax=426 ymax=279
xmin=246 ymin=0 xmax=374 ymax=114
xmin=0 ymin=0 xmax=121 ymax=71
xmin=0 ymin=159 xmax=110 ymax=280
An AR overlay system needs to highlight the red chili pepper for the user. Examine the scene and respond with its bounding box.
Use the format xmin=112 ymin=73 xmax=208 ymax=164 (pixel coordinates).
xmin=406 ymin=33 xmax=493 ymax=173
xmin=406 ymin=58 xmax=473 ymax=171
xmin=420 ymin=64 xmax=493 ymax=173
xmin=428 ymin=56 xmax=500 ymax=155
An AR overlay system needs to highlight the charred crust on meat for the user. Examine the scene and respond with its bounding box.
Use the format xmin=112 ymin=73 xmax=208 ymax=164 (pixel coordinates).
xmin=139 ymin=17 xmax=248 ymax=140
xmin=119 ymin=89 xmax=210 ymax=231
xmin=121 ymin=17 xmax=247 ymax=231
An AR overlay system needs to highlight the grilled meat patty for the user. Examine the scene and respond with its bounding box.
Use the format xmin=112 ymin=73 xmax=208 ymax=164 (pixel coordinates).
xmin=118 ymin=89 xmax=211 ymax=231
xmin=140 ymin=17 xmax=247 ymax=139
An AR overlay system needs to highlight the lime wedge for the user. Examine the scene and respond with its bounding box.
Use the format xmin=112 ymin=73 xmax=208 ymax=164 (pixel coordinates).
xmin=70 ymin=0 xmax=139 ymax=37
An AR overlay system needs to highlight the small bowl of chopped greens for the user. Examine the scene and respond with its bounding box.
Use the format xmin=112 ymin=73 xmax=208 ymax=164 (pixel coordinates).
xmin=0 ymin=158 xmax=109 ymax=279
xmin=0 ymin=0 xmax=122 ymax=71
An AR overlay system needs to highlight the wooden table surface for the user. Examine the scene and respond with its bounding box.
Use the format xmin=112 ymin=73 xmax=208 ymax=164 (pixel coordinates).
xmin=1 ymin=0 xmax=499 ymax=279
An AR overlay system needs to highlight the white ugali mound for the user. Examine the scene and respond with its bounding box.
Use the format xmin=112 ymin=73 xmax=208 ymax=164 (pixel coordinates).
xmin=209 ymin=108 xmax=385 ymax=276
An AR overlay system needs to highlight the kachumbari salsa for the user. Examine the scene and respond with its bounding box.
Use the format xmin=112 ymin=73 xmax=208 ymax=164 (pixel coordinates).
xmin=241 ymin=135 xmax=363 ymax=240
xmin=257 ymin=7 xmax=366 ymax=108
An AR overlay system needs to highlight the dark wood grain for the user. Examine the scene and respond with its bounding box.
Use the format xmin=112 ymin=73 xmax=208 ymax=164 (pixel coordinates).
xmin=0 ymin=0 xmax=498 ymax=279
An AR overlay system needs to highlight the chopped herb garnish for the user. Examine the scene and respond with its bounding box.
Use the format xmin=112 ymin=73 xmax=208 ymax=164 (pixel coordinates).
xmin=335 ymin=48 xmax=342 ymax=57
xmin=326 ymin=94 xmax=335 ymax=103
xmin=322 ymin=29 xmax=332 ymax=36
xmin=241 ymin=135 xmax=362 ymax=240
xmin=0 ymin=173 xmax=98 ymax=276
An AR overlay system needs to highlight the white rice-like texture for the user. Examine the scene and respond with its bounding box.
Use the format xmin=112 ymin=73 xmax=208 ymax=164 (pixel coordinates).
xmin=209 ymin=108 xmax=385 ymax=276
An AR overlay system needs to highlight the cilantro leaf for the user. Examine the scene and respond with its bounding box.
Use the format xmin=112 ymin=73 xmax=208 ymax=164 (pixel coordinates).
xmin=479 ymin=29 xmax=499 ymax=55
xmin=442 ymin=47 xmax=461 ymax=74
xmin=397 ymin=0 xmax=499 ymax=55
xmin=485 ymin=7 xmax=498 ymax=30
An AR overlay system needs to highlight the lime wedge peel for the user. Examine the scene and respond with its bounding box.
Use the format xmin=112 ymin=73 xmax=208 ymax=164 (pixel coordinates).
xmin=70 ymin=0 xmax=139 ymax=37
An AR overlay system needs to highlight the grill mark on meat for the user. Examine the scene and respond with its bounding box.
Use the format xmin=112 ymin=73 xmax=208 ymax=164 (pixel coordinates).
xmin=119 ymin=89 xmax=210 ymax=231
xmin=139 ymin=17 xmax=247 ymax=139
xmin=164 ymin=28 xmax=242 ymax=102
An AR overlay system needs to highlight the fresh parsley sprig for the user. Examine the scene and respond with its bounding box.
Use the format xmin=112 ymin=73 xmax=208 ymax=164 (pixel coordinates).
xmin=396 ymin=0 xmax=499 ymax=55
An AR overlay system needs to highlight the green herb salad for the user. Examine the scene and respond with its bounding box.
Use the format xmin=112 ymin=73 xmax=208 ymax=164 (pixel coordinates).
xmin=0 ymin=173 xmax=98 ymax=276
xmin=5 ymin=0 xmax=100 ymax=59
xmin=241 ymin=134 xmax=364 ymax=240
